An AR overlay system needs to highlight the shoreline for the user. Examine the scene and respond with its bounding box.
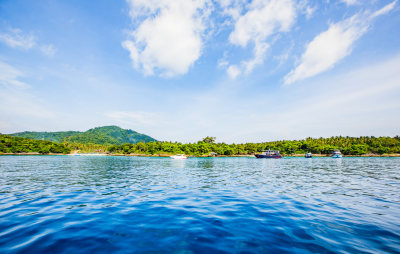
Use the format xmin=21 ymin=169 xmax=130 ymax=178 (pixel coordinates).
xmin=1 ymin=152 xmax=400 ymax=157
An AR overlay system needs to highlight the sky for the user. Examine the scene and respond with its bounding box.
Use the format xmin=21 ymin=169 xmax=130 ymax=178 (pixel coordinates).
xmin=0 ymin=0 xmax=400 ymax=143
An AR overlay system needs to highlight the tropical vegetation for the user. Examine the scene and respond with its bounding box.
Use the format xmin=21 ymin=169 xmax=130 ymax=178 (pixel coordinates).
xmin=3 ymin=127 xmax=400 ymax=156
xmin=108 ymin=136 xmax=400 ymax=156
xmin=0 ymin=134 xmax=71 ymax=154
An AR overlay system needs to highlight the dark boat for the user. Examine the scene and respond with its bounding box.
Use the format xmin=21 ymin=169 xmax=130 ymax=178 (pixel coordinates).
xmin=255 ymin=149 xmax=282 ymax=159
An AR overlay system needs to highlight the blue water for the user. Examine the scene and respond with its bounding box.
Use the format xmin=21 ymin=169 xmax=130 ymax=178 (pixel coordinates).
xmin=1 ymin=156 xmax=400 ymax=253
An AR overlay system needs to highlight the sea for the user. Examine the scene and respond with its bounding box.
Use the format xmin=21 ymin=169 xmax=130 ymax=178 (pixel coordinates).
xmin=0 ymin=156 xmax=399 ymax=253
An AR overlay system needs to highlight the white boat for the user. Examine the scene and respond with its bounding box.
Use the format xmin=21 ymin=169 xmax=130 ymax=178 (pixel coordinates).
xmin=305 ymin=152 xmax=312 ymax=158
xmin=332 ymin=150 xmax=342 ymax=158
xmin=170 ymin=154 xmax=187 ymax=160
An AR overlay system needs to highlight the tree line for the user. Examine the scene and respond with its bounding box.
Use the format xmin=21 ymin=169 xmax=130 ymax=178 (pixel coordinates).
xmin=2 ymin=134 xmax=400 ymax=156
xmin=0 ymin=135 xmax=71 ymax=154
xmin=108 ymin=136 xmax=400 ymax=156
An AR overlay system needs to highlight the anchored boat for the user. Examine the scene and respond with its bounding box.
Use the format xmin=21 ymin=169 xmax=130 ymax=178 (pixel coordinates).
xmin=332 ymin=150 xmax=343 ymax=158
xmin=305 ymin=152 xmax=312 ymax=158
xmin=255 ymin=149 xmax=282 ymax=159
xmin=170 ymin=154 xmax=188 ymax=160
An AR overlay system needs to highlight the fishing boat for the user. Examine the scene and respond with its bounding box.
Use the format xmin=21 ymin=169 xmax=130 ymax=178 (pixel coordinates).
xmin=332 ymin=150 xmax=342 ymax=158
xmin=305 ymin=152 xmax=312 ymax=158
xmin=170 ymin=154 xmax=187 ymax=160
xmin=255 ymin=149 xmax=282 ymax=159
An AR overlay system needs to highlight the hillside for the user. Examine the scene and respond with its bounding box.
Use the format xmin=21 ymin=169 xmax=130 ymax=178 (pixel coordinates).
xmin=0 ymin=134 xmax=71 ymax=154
xmin=11 ymin=131 xmax=81 ymax=143
xmin=9 ymin=126 xmax=157 ymax=145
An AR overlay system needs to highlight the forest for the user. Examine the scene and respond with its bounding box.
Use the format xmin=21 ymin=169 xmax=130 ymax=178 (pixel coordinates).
xmin=1 ymin=134 xmax=400 ymax=156
xmin=0 ymin=135 xmax=71 ymax=154
xmin=108 ymin=136 xmax=400 ymax=156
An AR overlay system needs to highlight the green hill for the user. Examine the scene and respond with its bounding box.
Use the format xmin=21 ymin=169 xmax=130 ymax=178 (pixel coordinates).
xmin=9 ymin=126 xmax=157 ymax=145
xmin=11 ymin=131 xmax=81 ymax=143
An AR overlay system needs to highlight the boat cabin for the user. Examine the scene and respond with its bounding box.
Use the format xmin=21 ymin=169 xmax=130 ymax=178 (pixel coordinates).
xmin=260 ymin=149 xmax=281 ymax=155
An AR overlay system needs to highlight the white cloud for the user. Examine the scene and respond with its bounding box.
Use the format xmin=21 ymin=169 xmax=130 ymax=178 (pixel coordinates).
xmin=217 ymin=59 xmax=228 ymax=69
xmin=227 ymin=65 xmax=240 ymax=79
xmin=0 ymin=61 xmax=29 ymax=87
xmin=372 ymin=0 xmax=397 ymax=18
xmin=304 ymin=6 xmax=316 ymax=19
xmin=0 ymin=28 xmax=35 ymax=50
xmin=284 ymin=2 xmax=396 ymax=85
xmin=341 ymin=0 xmax=358 ymax=6
xmin=0 ymin=28 xmax=56 ymax=57
xmin=0 ymin=61 xmax=54 ymax=120
xmin=40 ymin=44 xmax=56 ymax=57
xmin=225 ymin=0 xmax=296 ymax=78
xmin=216 ymin=0 xmax=245 ymax=20
xmin=297 ymin=0 xmax=316 ymax=19
xmin=228 ymin=0 xmax=296 ymax=47
xmin=105 ymin=111 xmax=160 ymax=125
xmin=122 ymin=0 xmax=212 ymax=77
xmin=284 ymin=14 xmax=368 ymax=85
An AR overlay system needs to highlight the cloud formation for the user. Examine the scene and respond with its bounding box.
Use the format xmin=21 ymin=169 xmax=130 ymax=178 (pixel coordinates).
xmin=341 ymin=0 xmax=358 ymax=6
xmin=284 ymin=1 xmax=397 ymax=85
xmin=0 ymin=61 xmax=28 ymax=87
xmin=372 ymin=0 xmax=397 ymax=18
xmin=122 ymin=0 xmax=212 ymax=77
xmin=0 ymin=61 xmax=54 ymax=121
xmin=105 ymin=111 xmax=160 ymax=125
xmin=0 ymin=28 xmax=35 ymax=50
xmin=225 ymin=0 xmax=297 ymax=78
xmin=40 ymin=44 xmax=56 ymax=57
xmin=0 ymin=28 xmax=56 ymax=57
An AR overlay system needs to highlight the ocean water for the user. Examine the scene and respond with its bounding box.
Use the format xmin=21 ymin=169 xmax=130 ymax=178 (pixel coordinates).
xmin=0 ymin=156 xmax=399 ymax=253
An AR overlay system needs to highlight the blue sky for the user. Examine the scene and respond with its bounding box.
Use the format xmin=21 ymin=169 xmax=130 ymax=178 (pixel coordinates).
xmin=0 ymin=0 xmax=399 ymax=143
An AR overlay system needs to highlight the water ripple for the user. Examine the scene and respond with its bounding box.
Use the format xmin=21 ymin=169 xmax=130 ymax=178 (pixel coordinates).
xmin=0 ymin=156 xmax=400 ymax=253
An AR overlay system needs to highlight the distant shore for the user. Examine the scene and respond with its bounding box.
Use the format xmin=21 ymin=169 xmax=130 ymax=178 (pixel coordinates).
xmin=1 ymin=152 xmax=400 ymax=157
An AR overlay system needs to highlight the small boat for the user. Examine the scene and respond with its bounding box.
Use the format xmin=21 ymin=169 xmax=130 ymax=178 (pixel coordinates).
xmin=255 ymin=149 xmax=282 ymax=159
xmin=305 ymin=152 xmax=312 ymax=158
xmin=332 ymin=150 xmax=342 ymax=158
xmin=170 ymin=154 xmax=187 ymax=160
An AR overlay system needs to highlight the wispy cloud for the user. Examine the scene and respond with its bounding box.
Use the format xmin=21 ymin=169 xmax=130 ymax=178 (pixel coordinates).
xmin=0 ymin=61 xmax=29 ymax=87
xmin=227 ymin=65 xmax=240 ymax=79
xmin=40 ymin=44 xmax=56 ymax=57
xmin=122 ymin=0 xmax=212 ymax=77
xmin=243 ymin=55 xmax=400 ymax=141
xmin=223 ymin=0 xmax=297 ymax=78
xmin=0 ymin=61 xmax=54 ymax=120
xmin=0 ymin=28 xmax=35 ymax=50
xmin=284 ymin=1 xmax=397 ymax=85
xmin=105 ymin=111 xmax=161 ymax=126
xmin=298 ymin=0 xmax=316 ymax=19
xmin=371 ymin=0 xmax=397 ymax=18
xmin=341 ymin=0 xmax=358 ymax=6
xmin=0 ymin=28 xmax=56 ymax=57
xmin=0 ymin=88 xmax=55 ymax=119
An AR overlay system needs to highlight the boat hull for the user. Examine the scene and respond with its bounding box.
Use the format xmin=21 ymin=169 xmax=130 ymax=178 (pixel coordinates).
xmin=255 ymin=154 xmax=282 ymax=159
xmin=332 ymin=155 xmax=342 ymax=158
